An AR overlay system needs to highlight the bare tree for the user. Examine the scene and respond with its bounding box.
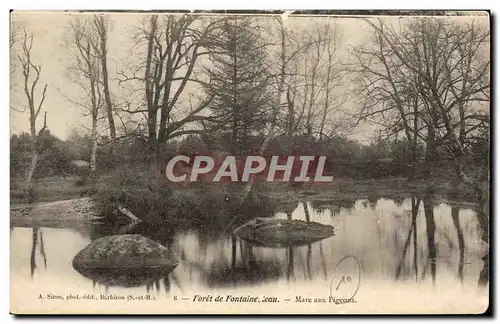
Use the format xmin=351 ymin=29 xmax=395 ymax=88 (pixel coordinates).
xmin=92 ymin=15 xmax=117 ymax=154
xmin=316 ymin=23 xmax=346 ymax=139
xmin=354 ymin=17 xmax=489 ymax=187
xmin=352 ymin=23 xmax=421 ymax=176
xmin=118 ymin=14 xmax=223 ymax=175
xmin=17 ymin=29 xmax=48 ymax=184
xmin=379 ymin=18 xmax=488 ymax=191
xmin=283 ymin=21 xmax=346 ymax=139
xmin=65 ymin=18 xmax=105 ymax=182
xmin=303 ymin=28 xmax=324 ymax=137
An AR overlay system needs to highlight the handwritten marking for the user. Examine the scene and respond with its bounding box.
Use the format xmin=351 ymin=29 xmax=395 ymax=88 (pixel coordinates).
xmin=329 ymin=255 xmax=361 ymax=303
xmin=336 ymin=275 xmax=352 ymax=291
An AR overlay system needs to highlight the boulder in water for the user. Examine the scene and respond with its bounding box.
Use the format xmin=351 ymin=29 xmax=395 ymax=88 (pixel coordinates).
xmin=72 ymin=234 xmax=178 ymax=287
xmin=233 ymin=217 xmax=334 ymax=247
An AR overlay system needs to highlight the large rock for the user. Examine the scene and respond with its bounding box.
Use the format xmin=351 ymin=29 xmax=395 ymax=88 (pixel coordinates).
xmin=72 ymin=234 xmax=179 ymax=287
xmin=233 ymin=217 xmax=335 ymax=248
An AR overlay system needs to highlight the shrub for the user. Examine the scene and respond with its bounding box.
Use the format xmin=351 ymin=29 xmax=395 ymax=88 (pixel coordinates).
xmin=93 ymin=166 xmax=276 ymax=230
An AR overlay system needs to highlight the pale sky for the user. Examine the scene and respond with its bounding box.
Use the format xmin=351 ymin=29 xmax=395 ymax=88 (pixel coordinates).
xmin=10 ymin=11 xmax=489 ymax=144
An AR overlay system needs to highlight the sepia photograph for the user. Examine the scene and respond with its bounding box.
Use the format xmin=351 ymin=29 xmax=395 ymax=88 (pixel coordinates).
xmin=9 ymin=10 xmax=490 ymax=315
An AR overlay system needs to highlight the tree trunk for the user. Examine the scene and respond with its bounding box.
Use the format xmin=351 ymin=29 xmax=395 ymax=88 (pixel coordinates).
xmin=319 ymin=42 xmax=333 ymax=141
xmin=25 ymin=147 xmax=38 ymax=183
xmin=147 ymin=113 xmax=158 ymax=177
xmin=231 ymin=32 xmax=239 ymax=155
xmin=89 ymin=117 xmax=98 ymax=182
xmin=25 ymin=113 xmax=47 ymax=202
xmin=26 ymin=112 xmax=46 ymax=185
xmin=144 ymin=15 xmax=158 ymax=178
xmin=286 ymin=88 xmax=295 ymax=139
xmin=25 ymin=116 xmax=38 ymax=183
xmin=425 ymin=122 xmax=437 ymax=177
xmin=410 ymin=96 xmax=419 ymax=180
xmin=97 ymin=19 xmax=116 ymax=154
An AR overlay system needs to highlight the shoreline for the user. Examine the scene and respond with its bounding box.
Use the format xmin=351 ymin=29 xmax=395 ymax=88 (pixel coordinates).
xmin=10 ymin=177 xmax=485 ymax=229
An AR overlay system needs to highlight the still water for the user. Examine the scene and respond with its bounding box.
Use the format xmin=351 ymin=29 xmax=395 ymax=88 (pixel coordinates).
xmin=10 ymin=196 xmax=489 ymax=313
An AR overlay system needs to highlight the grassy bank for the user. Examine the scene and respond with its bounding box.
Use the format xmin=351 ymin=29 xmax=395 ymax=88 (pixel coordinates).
xmin=10 ymin=172 xmax=487 ymax=230
xmin=11 ymin=174 xmax=485 ymax=206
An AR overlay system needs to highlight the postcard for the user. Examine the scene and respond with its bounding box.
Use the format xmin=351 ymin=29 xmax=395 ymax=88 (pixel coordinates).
xmin=10 ymin=10 xmax=490 ymax=315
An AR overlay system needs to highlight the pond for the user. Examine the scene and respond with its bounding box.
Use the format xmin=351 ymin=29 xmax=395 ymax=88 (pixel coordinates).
xmin=10 ymin=195 xmax=489 ymax=314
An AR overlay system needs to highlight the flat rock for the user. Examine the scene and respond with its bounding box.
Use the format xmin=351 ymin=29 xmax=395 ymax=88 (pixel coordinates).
xmin=233 ymin=217 xmax=335 ymax=247
xmin=10 ymin=197 xmax=97 ymax=228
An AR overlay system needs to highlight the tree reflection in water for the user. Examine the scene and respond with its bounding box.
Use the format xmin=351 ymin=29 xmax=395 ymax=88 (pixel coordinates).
xmin=451 ymin=206 xmax=465 ymax=283
xmin=200 ymin=229 xmax=322 ymax=287
xmin=145 ymin=275 xmax=171 ymax=296
xmin=205 ymin=240 xmax=283 ymax=287
xmin=395 ymin=196 xmax=420 ymax=281
xmin=29 ymin=228 xmax=38 ymax=278
xmin=394 ymin=195 xmax=444 ymax=285
xmin=29 ymin=227 xmax=47 ymax=278
xmin=21 ymin=194 xmax=485 ymax=295
xmin=423 ymin=194 xmax=437 ymax=285
xmin=476 ymin=194 xmax=489 ymax=288
xmin=287 ymin=246 xmax=294 ymax=281
xmin=392 ymin=193 xmax=488 ymax=289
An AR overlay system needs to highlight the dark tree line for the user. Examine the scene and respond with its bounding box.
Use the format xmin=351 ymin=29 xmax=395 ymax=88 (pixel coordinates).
xmin=10 ymin=14 xmax=489 ymax=191
xmin=352 ymin=17 xmax=489 ymax=191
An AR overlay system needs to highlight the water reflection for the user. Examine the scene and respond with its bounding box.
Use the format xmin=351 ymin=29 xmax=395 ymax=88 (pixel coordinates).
xmin=423 ymin=194 xmax=437 ymax=284
xmin=311 ymin=199 xmax=356 ymax=216
xmin=30 ymin=228 xmax=38 ymax=277
xmin=451 ymin=206 xmax=465 ymax=283
xmin=75 ymin=266 xmax=175 ymax=288
xmin=395 ymin=197 xmax=420 ymax=281
xmin=145 ymin=275 xmax=171 ymax=296
xmin=12 ymin=195 xmax=488 ymax=297
xmin=475 ymin=194 xmax=489 ymax=288
xmin=29 ymin=228 xmax=47 ymax=278
xmin=205 ymin=240 xmax=283 ymax=287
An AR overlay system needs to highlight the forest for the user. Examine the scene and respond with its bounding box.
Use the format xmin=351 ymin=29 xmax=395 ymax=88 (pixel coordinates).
xmin=10 ymin=13 xmax=490 ymax=221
